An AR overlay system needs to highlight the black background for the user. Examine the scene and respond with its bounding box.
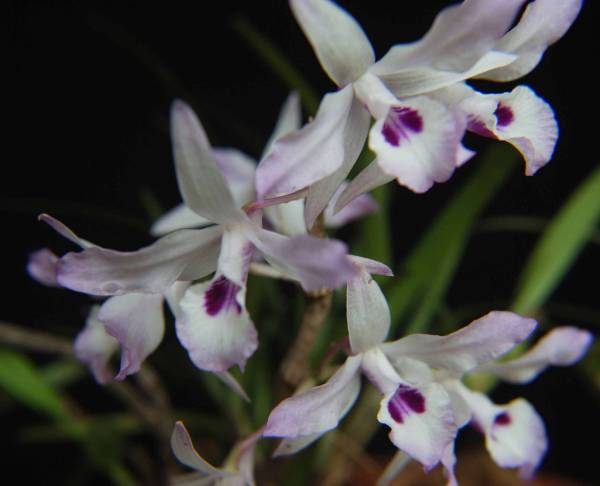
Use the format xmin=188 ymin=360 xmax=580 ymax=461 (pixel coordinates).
xmin=7 ymin=1 xmax=599 ymax=484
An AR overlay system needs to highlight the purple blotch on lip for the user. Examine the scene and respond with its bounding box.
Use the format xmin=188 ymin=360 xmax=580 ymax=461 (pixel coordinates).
xmin=494 ymin=412 xmax=512 ymax=426
xmin=204 ymin=276 xmax=242 ymax=316
xmin=494 ymin=103 xmax=514 ymax=127
xmin=382 ymin=107 xmax=424 ymax=147
xmin=387 ymin=384 xmax=426 ymax=423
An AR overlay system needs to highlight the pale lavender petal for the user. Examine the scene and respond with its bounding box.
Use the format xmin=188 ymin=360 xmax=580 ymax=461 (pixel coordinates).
xmin=482 ymin=0 xmax=583 ymax=81
xmin=459 ymin=385 xmax=547 ymax=477
xmin=164 ymin=281 xmax=191 ymax=317
xmin=347 ymin=268 xmax=390 ymax=354
xmin=290 ymin=0 xmax=374 ymax=86
xmin=273 ymin=433 xmax=323 ymax=458
xmin=304 ymin=95 xmax=371 ymax=229
xmin=347 ymin=255 xmax=393 ymax=277
xmin=213 ymin=147 xmax=257 ymax=207
xmin=73 ymin=306 xmax=119 ymax=384
xmin=335 ymin=160 xmax=394 ymax=213
xmin=264 ymin=355 xmax=362 ymax=438
xmin=171 ymin=100 xmax=244 ymax=225
xmin=247 ymin=227 xmax=357 ymax=292
xmin=171 ymin=421 xmax=229 ymax=476
xmin=215 ymin=371 xmax=250 ymax=402
xmin=39 ymin=213 xmax=92 ymax=248
xmin=57 ymin=226 xmax=222 ymax=296
xmin=476 ymin=327 xmax=593 ymax=383
xmin=381 ymin=311 xmax=538 ymax=376
xmin=264 ymin=199 xmax=307 ymax=236
xmin=324 ymin=182 xmax=378 ymax=228
xmin=98 ymin=293 xmax=165 ymax=380
xmin=27 ymin=248 xmax=59 ymax=287
xmin=255 ymin=86 xmax=356 ymax=199
xmin=262 ymin=92 xmax=302 ymax=159
xmin=373 ymin=0 xmax=526 ymax=74
xmin=370 ymin=96 xmax=465 ymax=193
xmin=150 ymin=203 xmax=211 ymax=236
xmin=176 ymin=227 xmax=257 ymax=372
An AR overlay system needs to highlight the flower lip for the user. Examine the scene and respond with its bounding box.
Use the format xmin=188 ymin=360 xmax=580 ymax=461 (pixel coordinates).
xmin=382 ymin=107 xmax=424 ymax=147
xmin=387 ymin=384 xmax=426 ymax=423
xmin=204 ymin=275 xmax=242 ymax=316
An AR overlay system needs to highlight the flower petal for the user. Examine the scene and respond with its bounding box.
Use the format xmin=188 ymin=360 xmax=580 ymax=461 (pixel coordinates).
xmin=290 ymin=0 xmax=374 ymax=86
xmin=262 ymin=92 xmax=302 ymax=159
xmin=335 ymin=160 xmax=395 ymax=213
xmin=373 ymin=0 xmax=526 ymax=74
xmin=39 ymin=213 xmax=92 ymax=248
xmin=171 ymin=100 xmax=244 ymax=224
xmin=247 ymin=228 xmax=357 ymax=292
xmin=476 ymin=326 xmax=593 ymax=383
xmin=255 ymin=86 xmax=356 ymax=199
xmin=151 ymin=204 xmax=212 ymax=236
xmin=347 ymin=268 xmax=390 ymax=354
xmin=370 ymin=96 xmax=465 ymax=193
xmin=215 ymin=371 xmax=250 ymax=402
xmin=57 ymin=226 xmax=222 ymax=296
xmin=482 ymin=0 xmax=583 ymax=81
xmin=273 ymin=433 xmax=323 ymax=457
xmin=98 ymin=293 xmax=165 ymax=380
xmin=175 ymin=227 xmax=257 ymax=372
xmin=213 ymin=147 xmax=257 ymax=206
xmin=304 ymin=95 xmax=371 ymax=229
xmin=381 ymin=311 xmax=537 ymax=376
xmin=73 ymin=306 xmax=119 ymax=384
xmin=264 ymin=354 xmax=362 ymax=438
xmin=363 ymin=349 xmax=455 ymax=469
xmin=324 ymin=182 xmax=378 ymax=228
xmin=27 ymin=248 xmax=60 ymax=287
xmin=458 ymin=385 xmax=547 ymax=477
xmin=347 ymin=255 xmax=393 ymax=277
xmin=171 ymin=421 xmax=229 ymax=476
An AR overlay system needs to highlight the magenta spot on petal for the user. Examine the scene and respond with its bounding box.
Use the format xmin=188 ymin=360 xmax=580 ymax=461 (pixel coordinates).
xmin=494 ymin=412 xmax=512 ymax=426
xmin=204 ymin=276 xmax=242 ymax=316
xmin=494 ymin=103 xmax=514 ymax=127
xmin=382 ymin=107 xmax=423 ymax=147
xmin=387 ymin=384 xmax=426 ymax=424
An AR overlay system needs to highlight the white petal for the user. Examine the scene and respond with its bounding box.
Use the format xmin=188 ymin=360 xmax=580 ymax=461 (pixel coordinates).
xmin=458 ymin=386 xmax=547 ymax=477
xmin=213 ymin=148 xmax=257 ymax=207
xmin=476 ymin=326 xmax=593 ymax=383
xmin=262 ymin=92 xmax=302 ymax=159
xmin=171 ymin=100 xmax=244 ymax=224
xmin=373 ymin=0 xmax=526 ymax=74
xmin=98 ymin=293 xmax=165 ymax=380
xmin=483 ymin=0 xmax=583 ymax=81
xmin=255 ymin=86 xmax=357 ymax=199
xmin=304 ymin=95 xmax=371 ymax=229
xmin=380 ymin=311 xmax=538 ymax=376
xmin=151 ymin=204 xmax=212 ymax=236
xmin=347 ymin=268 xmax=390 ymax=354
xmin=273 ymin=433 xmax=322 ymax=457
xmin=441 ymin=442 xmax=458 ymax=486
xmin=264 ymin=355 xmax=362 ymax=438
xmin=346 ymin=255 xmax=393 ymax=277
xmin=57 ymin=226 xmax=222 ymax=296
xmin=335 ymin=160 xmax=394 ymax=213
xmin=39 ymin=213 xmax=92 ymax=248
xmin=171 ymin=421 xmax=229 ymax=476
xmin=290 ymin=0 xmax=374 ymax=86
xmin=324 ymin=182 xmax=378 ymax=228
xmin=73 ymin=306 xmax=119 ymax=384
xmin=175 ymin=228 xmax=257 ymax=372
xmin=264 ymin=199 xmax=307 ymax=236
xmin=370 ymin=96 xmax=465 ymax=193
xmin=214 ymin=371 xmax=250 ymax=402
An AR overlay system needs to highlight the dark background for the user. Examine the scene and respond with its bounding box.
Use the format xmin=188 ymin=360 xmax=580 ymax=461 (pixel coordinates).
xmin=7 ymin=0 xmax=599 ymax=484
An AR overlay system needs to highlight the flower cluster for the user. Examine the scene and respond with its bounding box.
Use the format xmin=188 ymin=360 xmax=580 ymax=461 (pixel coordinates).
xmin=28 ymin=1 xmax=591 ymax=484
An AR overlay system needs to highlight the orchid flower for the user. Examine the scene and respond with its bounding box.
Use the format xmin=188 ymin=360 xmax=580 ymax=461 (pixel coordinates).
xmin=151 ymin=92 xmax=377 ymax=239
xmin=170 ymin=421 xmax=259 ymax=486
xmin=256 ymin=0 xmax=582 ymax=227
xmin=263 ymin=264 xmax=588 ymax=476
xmin=31 ymin=100 xmax=357 ymax=382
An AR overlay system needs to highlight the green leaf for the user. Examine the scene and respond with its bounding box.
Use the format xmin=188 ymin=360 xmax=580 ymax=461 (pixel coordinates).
xmin=386 ymin=144 xmax=518 ymax=335
xmin=512 ymin=164 xmax=600 ymax=314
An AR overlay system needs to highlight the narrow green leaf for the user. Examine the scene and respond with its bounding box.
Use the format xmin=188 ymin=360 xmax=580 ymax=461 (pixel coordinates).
xmin=512 ymin=164 xmax=600 ymax=314
xmin=387 ymin=144 xmax=518 ymax=334
xmin=231 ymin=15 xmax=320 ymax=114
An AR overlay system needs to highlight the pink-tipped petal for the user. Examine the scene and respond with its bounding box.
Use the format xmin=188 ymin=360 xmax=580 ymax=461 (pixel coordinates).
xmin=171 ymin=421 xmax=229 ymax=476
xmin=27 ymin=248 xmax=60 ymax=287
xmin=98 ymin=293 xmax=165 ymax=380
xmin=290 ymin=0 xmax=374 ymax=86
xmin=248 ymin=228 xmax=357 ymax=292
xmin=56 ymin=226 xmax=222 ymax=296
xmin=73 ymin=306 xmax=119 ymax=384
xmin=255 ymin=86 xmax=356 ymax=199
xmin=264 ymin=355 xmax=362 ymax=438
xmin=381 ymin=311 xmax=538 ymax=376
xmin=477 ymin=327 xmax=593 ymax=383
xmin=483 ymin=0 xmax=583 ymax=81
xmin=171 ymin=100 xmax=244 ymax=225
xmin=370 ymin=96 xmax=465 ymax=193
